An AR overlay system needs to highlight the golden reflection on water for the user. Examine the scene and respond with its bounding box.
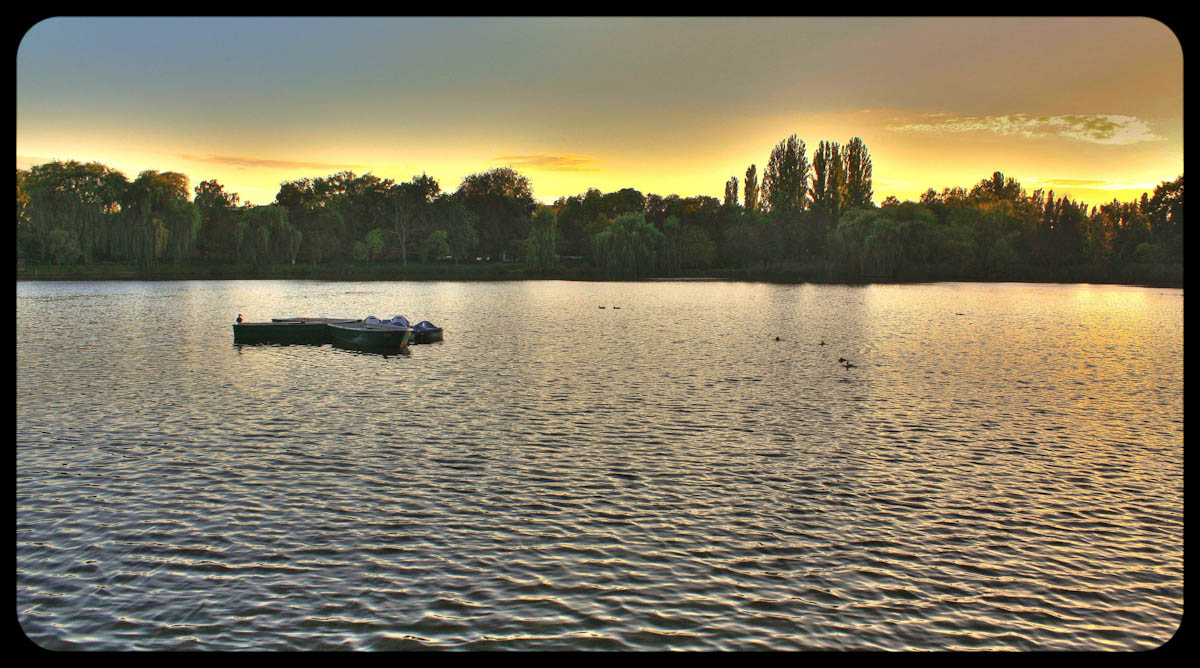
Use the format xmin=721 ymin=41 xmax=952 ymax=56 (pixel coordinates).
xmin=17 ymin=280 xmax=1183 ymax=650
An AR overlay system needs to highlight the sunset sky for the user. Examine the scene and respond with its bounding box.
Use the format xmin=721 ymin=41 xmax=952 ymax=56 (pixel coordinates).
xmin=17 ymin=17 xmax=1183 ymax=208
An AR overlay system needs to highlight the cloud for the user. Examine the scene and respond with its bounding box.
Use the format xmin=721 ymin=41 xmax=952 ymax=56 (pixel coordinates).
xmin=180 ymin=154 xmax=366 ymax=171
xmin=1022 ymin=177 xmax=1159 ymax=191
xmin=886 ymin=113 xmax=1165 ymax=145
xmin=492 ymin=153 xmax=601 ymax=172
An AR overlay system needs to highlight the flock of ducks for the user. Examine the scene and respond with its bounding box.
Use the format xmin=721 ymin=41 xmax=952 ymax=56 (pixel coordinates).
xmin=601 ymin=305 xmax=860 ymax=370
xmin=776 ymin=336 xmax=857 ymax=369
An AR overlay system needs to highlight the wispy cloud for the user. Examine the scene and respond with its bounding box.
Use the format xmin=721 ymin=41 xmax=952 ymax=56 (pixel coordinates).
xmin=180 ymin=154 xmax=366 ymax=171
xmin=1022 ymin=177 xmax=1160 ymax=191
xmin=887 ymin=113 xmax=1165 ymax=145
xmin=492 ymin=153 xmax=601 ymax=172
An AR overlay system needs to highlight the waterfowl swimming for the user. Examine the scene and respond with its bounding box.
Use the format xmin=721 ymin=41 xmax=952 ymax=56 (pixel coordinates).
xmin=775 ymin=336 xmax=782 ymax=341
xmin=599 ymin=306 xmax=606 ymax=309
xmin=819 ymin=340 xmax=826 ymax=346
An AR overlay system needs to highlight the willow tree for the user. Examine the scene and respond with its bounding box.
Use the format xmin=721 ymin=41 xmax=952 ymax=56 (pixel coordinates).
xmin=238 ymin=205 xmax=300 ymax=266
xmin=163 ymin=198 xmax=202 ymax=266
xmin=20 ymin=160 xmax=126 ymax=264
xmin=524 ymin=206 xmax=559 ymax=272
xmin=121 ymin=170 xmax=191 ymax=266
xmin=592 ymin=212 xmax=663 ymax=279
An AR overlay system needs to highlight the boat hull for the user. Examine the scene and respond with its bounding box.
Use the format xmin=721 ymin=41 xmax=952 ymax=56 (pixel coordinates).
xmin=411 ymin=327 xmax=444 ymax=344
xmin=233 ymin=319 xmax=358 ymax=344
xmin=327 ymin=322 xmax=413 ymax=350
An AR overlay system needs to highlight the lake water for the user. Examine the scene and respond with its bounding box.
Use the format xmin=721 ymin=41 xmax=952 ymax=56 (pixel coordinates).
xmin=16 ymin=279 xmax=1183 ymax=651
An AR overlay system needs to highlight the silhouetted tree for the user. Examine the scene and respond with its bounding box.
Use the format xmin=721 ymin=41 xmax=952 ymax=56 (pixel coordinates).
xmin=744 ymin=164 xmax=759 ymax=212
xmin=842 ymin=137 xmax=873 ymax=208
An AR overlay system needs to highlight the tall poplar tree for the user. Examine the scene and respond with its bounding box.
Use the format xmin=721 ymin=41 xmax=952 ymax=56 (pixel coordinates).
xmin=842 ymin=137 xmax=874 ymax=208
xmin=744 ymin=164 xmax=759 ymax=212
xmin=762 ymin=134 xmax=809 ymax=214
xmin=724 ymin=176 xmax=739 ymax=207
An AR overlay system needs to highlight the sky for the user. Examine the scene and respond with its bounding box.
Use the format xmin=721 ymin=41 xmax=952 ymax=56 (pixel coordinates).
xmin=17 ymin=17 xmax=1183 ymax=208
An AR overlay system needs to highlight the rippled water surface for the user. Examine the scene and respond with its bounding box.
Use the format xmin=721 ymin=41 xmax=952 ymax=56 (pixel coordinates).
xmin=17 ymin=280 xmax=1183 ymax=650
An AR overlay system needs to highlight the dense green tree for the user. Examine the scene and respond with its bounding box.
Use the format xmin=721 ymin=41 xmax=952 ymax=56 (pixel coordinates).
xmin=352 ymin=240 xmax=369 ymax=263
xmin=679 ymin=224 xmax=717 ymax=269
xmin=45 ymin=229 xmax=82 ymax=265
xmin=602 ymin=188 xmax=646 ymax=219
xmin=1143 ymin=175 xmax=1183 ymax=261
xmin=724 ymin=176 xmax=739 ymax=208
xmin=456 ymin=167 xmax=536 ymax=259
xmin=364 ymin=228 xmax=386 ymax=262
xmin=387 ymin=173 xmax=440 ymax=267
xmin=428 ymin=195 xmax=479 ymax=262
xmin=418 ymin=229 xmax=450 ymax=263
xmin=720 ymin=216 xmax=764 ymax=268
xmin=194 ymin=179 xmax=240 ymax=263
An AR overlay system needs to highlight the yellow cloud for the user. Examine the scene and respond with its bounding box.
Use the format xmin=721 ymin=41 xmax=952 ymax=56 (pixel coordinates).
xmin=886 ymin=113 xmax=1165 ymax=145
xmin=492 ymin=153 xmax=601 ymax=172
xmin=179 ymin=154 xmax=367 ymax=171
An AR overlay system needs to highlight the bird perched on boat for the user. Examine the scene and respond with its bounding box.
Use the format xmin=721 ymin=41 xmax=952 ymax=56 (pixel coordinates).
xmin=236 ymin=314 xmax=243 ymax=324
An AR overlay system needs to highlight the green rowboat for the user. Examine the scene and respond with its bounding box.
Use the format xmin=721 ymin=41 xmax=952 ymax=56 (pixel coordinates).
xmin=326 ymin=321 xmax=413 ymax=350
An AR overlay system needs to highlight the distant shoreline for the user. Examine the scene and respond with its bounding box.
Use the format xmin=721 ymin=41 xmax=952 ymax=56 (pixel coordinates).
xmin=15 ymin=260 xmax=1183 ymax=289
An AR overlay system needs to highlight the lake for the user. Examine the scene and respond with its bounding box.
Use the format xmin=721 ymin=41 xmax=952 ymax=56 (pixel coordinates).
xmin=16 ymin=279 xmax=1183 ymax=650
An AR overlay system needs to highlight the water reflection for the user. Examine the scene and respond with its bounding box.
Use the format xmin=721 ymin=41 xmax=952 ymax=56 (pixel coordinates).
xmin=232 ymin=341 xmax=413 ymax=358
xmin=329 ymin=342 xmax=413 ymax=357
xmin=16 ymin=280 xmax=1183 ymax=651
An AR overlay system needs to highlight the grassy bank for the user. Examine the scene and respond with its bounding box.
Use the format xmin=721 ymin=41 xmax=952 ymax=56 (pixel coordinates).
xmin=16 ymin=260 xmax=1183 ymax=288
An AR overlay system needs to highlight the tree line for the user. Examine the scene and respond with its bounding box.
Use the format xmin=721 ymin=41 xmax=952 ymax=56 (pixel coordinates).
xmin=16 ymin=133 xmax=1183 ymax=285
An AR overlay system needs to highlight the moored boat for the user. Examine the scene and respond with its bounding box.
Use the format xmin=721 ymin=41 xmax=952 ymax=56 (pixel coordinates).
xmin=411 ymin=320 xmax=444 ymax=344
xmin=379 ymin=314 xmax=443 ymax=344
xmin=327 ymin=317 xmax=413 ymax=350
